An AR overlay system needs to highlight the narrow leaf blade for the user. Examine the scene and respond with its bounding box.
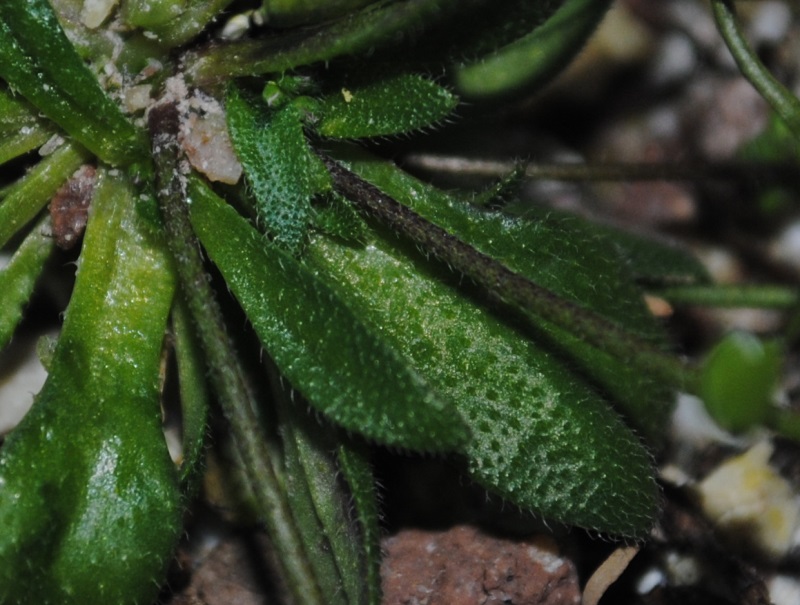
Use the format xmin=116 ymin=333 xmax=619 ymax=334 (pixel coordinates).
xmin=0 ymin=0 xmax=146 ymax=164
xmin=0 ymin=216 xmax=54 ymax=349
xmin=226 ymin=86 xmax=330 ymax=250
xmin=317 ymin=74 xmax=458 ymax=139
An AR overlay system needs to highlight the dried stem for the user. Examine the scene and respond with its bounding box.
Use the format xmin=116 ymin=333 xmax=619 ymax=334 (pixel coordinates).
xmin=402 ymin=153 xmax=798 ymax=184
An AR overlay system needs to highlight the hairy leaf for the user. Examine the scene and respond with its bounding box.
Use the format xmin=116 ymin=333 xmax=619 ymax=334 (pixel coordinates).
xmin=317 ymin=74 xmax=458 ymax=139
xmin=0 ymin=142 xmax=90 ymax=248
xmin=188 ymin=178 xmax=468 ymax=452
xmin=305 ymin=224 xmax=660 ymax=537
xmin=172 ymin=298 xmax=210 ymax=493
xmin=0 ymin=87 xmax=52 ymax=166
xmin=274 ymin=382 xmax=379 ymax=605
xmin=336 ymin=441 xmax=381 ymax=604
xmin=335 ymin=149 xmax=675 ymax=442
xmin=227 ymin=86 xmax=330 ymax=251
xmin=0 ymin=216 xmax=54 ymax=350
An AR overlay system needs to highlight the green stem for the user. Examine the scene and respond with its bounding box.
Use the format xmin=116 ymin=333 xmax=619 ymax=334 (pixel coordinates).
xmin=711 ymin=0 xmax=800 ymax=138
xmin=654 ymin=284 xmax=800 ymax=309
xmin=148 ymin=101 xmax=324 ymax=605
xmin=321 ymin=153 xmax=692 ymax=390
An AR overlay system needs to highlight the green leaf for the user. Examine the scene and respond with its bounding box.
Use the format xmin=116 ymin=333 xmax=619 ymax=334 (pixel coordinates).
xmin=336 ymin=441 xmax=381 ymax=605
xmin=121 ymin=0 xmax=189 ymax=28
xmin=317 ymin=74 xmax=458 ymax=139
xmin=226 ymin=86 xmax=330 ymax=251
xmin=0 ymin=86 xmax=52 ymax=166
xmin=261 ymin=0 xmax=375 ymax=27
xmin=700 ymin=331 xmax=781 ymax=433
xmin=0 ymin=0 xmax=146 ymax=164
xmin=187 ymin=177 xmax=468 ymax=452
xmin=601 ymin=225 xmax=711 ymax=287
xmin=456 ymin=0 xmax=612 ymax=97
xmin=0 ymin=170 xmax=181 ymax=604
xmin=305 ymin=222 xmax=660 ymax=537
xmin=335 ymin=149 xmax=675 ymax=442
xmin=274 ymin=383 xmax=379 ymax=605
xmin=186 ymin=0 xmax=486 ymax=83
xmin=312 ymin=191 xmax=369 ymax=245
xmin=172 ymin=297 xmax=210 ymax=493
xmin=0 ymin=216 xmax=54 ymax=350
xmin=275 ymin=392 xmax=348 ymax=605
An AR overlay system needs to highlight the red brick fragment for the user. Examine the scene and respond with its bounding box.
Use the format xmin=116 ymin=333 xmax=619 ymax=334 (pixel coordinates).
xmin=381 ymin=525 xmax=581 ymax=605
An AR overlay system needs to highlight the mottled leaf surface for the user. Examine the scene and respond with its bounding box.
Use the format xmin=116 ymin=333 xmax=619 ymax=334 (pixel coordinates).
xmin=305 ymin=227 xmax=660 ymax=537
xmin=336 ymin=150 xmax=674 ymax=441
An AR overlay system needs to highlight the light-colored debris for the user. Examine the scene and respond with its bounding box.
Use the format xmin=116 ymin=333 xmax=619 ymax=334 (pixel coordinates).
xmin=696 ymin=440 xmax=800 ymax=560
xmin=80 ymin=0 xmax=118 ymax=29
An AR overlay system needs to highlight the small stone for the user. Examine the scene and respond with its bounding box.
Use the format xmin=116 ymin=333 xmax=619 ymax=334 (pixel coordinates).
xmin=81 ymin=0 xmax=118 ymax=29
xmin=381 ymin=525 xmax=581 ymax=605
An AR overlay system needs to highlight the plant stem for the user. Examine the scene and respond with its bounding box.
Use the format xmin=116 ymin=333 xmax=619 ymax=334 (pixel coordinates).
xmin=402 ymin=153 xmax=798 ymax=184
xmin=654 ymin=284 xmax=800 ymax=309
xmin=711 ymin=0 xmax=800 ymax=139
xmin=320 ymin=153 xmax=692 ymax=390
xmin=148 ymin=101 xmax=324 ymax=605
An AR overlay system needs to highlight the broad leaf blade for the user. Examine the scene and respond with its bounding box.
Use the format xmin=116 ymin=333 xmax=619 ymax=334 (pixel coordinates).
xmin=187 ymin=178 xmax=468 ymax=452
xmin=336 ymin=150 xmax=675 ymax=442
xmin=305 ymin=227 xmax=660 ymax=537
